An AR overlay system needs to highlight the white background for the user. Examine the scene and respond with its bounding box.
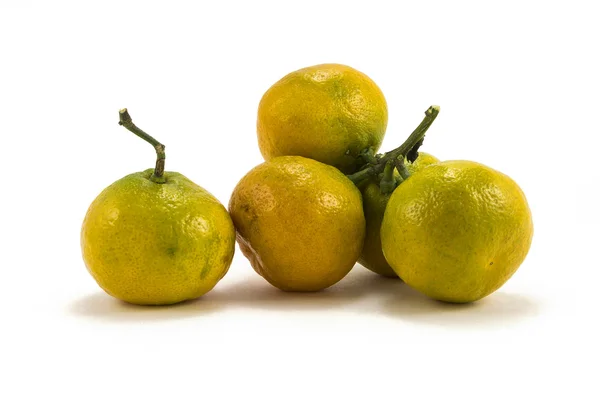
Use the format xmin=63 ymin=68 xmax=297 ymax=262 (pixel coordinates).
xmin=1 ymin=1 xmax=598 ymax=394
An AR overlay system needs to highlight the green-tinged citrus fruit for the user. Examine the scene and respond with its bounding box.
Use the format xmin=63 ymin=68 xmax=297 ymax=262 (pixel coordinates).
xmin=381 ymin=160 xmax=533 ymax=303
xmin=81 ymin=109 xmax=235 ymax=305
xmin=81 ymin=169 xmax=235 ymax=305
xmin=406 ymin=152 xmax=440 ymax=173
xmin=359 ymin=152 xmax=439 ymax=277
xmin=257 ymin=64 xmax=388 ymax=173
xmin=229 ymin=156 xmax=365 ymax=291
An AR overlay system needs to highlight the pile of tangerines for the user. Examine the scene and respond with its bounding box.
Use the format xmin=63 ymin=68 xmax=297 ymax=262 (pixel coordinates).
xmin=81 ymin=64 xmax=533 ymax=306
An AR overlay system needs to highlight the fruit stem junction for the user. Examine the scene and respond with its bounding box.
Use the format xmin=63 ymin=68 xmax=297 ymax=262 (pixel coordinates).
xmin=347 ymin=105 xmax=440 ymax=186
xmin=118 ymin=108 xmax=166 ymax=184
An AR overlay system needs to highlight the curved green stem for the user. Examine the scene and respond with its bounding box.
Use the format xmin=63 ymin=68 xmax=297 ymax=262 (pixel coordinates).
xmin=379 ymin=160 xmax=397 ymax=194
xmin=118 ymin=108 xmax=166 ymax=184
xmin=395 ymin=154 xmax=411 ymax=181
xmin=359 ymin=147 xmax=378 ymax=165
xmin=347 ymin=105 xmax=440 ymax=185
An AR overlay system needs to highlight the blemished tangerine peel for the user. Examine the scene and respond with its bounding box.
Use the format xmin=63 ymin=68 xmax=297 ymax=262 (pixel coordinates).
xmin=229 ymin=156 xmax=366 ymax=292
xmin=81 ymin=109 xmax=235 ymax=305
xmin=381 ymin=160 xmax=534 ymax=303
xmin=257 ymin=63 xmax=388 ymax=174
